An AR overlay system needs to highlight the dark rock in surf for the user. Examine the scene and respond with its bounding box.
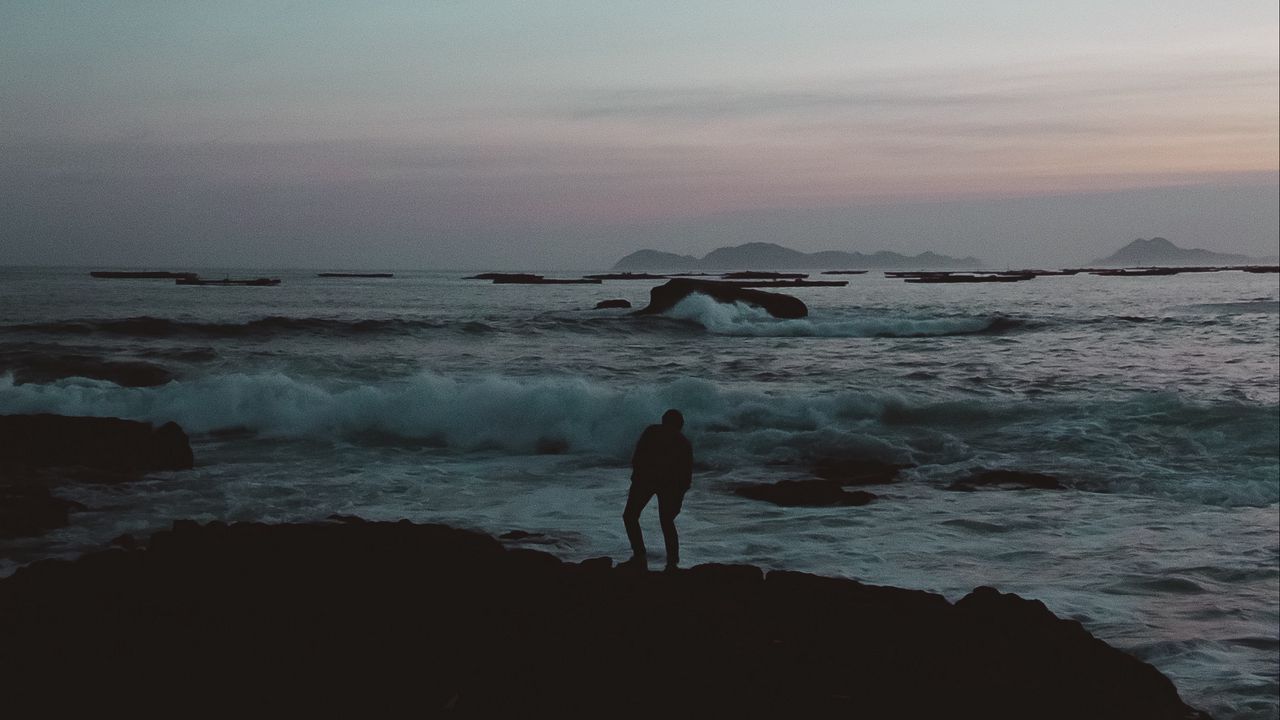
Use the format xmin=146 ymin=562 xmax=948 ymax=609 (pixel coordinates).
xmin=500 ymin=529 xmax=581 ymax=550
xmin=812 ymin=456 xmax=912 ymax=485
xmin=0 ymin=481 xmax=86 ymax=538
xmin=635 ymin=279 xmax=808 ymax=319
xmin=0 ymin=414 xmax=194 ymax=474
xmin=594 ymin=299 xmax=632 ymax=309
xmin=948 ymin=469 xmax=1063 ymax=491
xmin=3 ymin=352 xmax=174 ymax=387
xmin=719 ymin=279 xmax=849 ymax=288
xmin=950 ymin=585 xmax=1195 ymax=717
xmin=493 ymin=276 xmax=602 ymax=285
xmin=499 ymin=530 xmax=544 ymax=542
xmin=735 ymin=479 xmax=876 ymax=507
xmin=0 ymin=519 xmax=1209 ymax=718
xmin=326 ymin=514 xmax=367 ymax=524
xmin=577 ymin=556 xmax=613 ymax=572
xmin=468 ymin=272 xmax=603 ymax=285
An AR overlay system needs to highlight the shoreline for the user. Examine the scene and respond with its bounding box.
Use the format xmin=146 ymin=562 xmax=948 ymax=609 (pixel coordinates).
xmin=0 ymin=516 xmax=1211 ymax=718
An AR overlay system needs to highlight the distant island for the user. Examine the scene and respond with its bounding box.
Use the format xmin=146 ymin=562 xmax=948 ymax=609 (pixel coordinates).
xmin=1092 ymin=237 xmax=1266 ymax=266
xmin=612 ymin=242 xmax=983 ymax=271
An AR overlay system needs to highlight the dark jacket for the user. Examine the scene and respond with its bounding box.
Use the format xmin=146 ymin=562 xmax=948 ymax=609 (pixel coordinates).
xmin=630 ymin=424 xmax=693 ymax=491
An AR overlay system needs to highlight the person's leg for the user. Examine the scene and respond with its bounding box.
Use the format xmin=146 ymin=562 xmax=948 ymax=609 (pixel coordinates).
xmin=622 ymin=484 xmax=655 ymax=564
xmin=657 ymin=488 xmax=686 ymax=570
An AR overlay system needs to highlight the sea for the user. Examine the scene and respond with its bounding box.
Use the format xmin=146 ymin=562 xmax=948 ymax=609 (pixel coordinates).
xmin=1 ymin=266 xmax=1277 ymax=718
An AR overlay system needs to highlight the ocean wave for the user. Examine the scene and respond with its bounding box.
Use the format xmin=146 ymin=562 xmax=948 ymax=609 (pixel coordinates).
xmin=1 ymin=372 xmax=1274 ymax=507
xmin=1 ymin=316 xmax=476 ymax=339
xmin=17 ymin=301 xmax=1257 ymax=343
xmin=660 ymin=295 xmax=1028 ymax=337
xmin=1 ymin=305 xmax=1032 ymax=342
xmin=1169 ymin=300 xmax=1280 ymax=315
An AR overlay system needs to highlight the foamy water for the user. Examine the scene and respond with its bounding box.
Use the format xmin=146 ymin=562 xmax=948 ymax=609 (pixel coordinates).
xmin=1 ymin=267 xmax=1276 ymax=718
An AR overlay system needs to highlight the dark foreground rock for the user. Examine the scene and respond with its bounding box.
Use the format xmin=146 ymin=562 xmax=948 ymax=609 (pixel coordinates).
xmin=0 ymin=519 xmax=1208 ymax=718
xmin=949 ymin=468 xmax=1064 ymax=491
xmin=594 ymin=298 xmax=632 ymax=309
xmin=736 ymin=479 xmax=877 ymax=507
xmin=0 ymin=414 xmax=194 ymax=473
xmin=0 ymin=480 xmax=86 ymax=538
xmin=636 ymin=278 xmax=808 ymax=319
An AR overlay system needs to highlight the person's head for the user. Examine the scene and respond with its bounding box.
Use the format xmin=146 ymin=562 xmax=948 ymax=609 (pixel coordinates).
xmin=661 ymin=409 xmax=684 ymax=431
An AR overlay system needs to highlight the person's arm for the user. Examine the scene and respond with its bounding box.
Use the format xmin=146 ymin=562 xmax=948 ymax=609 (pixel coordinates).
xmin=678 ymin=436 xmax=693 ymax=490
xmin=631 ymin=426 xmax=655 ymax=479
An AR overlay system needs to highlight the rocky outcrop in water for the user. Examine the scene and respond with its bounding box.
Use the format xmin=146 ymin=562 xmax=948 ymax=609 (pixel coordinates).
xmin=0 ymin=414 xmax=194 ymax=473
xmin=0 ymin=519 xmax=1208 ymax=718
xmin=594 ymin=299 xmax=632 ymax=309
xmin=1 ymin=350 xmax=173 ymax=387
xmin=0 ymin=415 xmax=194 ymax=539
xmin=636 ymin=278 xmax=808 ymax=319
xmin=464 ymin=272 xmax=543 ymax=281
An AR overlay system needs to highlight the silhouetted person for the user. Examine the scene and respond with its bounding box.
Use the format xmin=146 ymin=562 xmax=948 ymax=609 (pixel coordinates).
xmin=622 ymin=409 xmax=693 ymax=571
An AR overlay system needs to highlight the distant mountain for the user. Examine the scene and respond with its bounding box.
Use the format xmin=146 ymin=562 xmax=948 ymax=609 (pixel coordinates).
xmin=610 ymin=249 xmax=702 ymax=271
xmin=1092 ymin=237 xmax=1260 ymax=266
xmin=612 ymin=242 xmax=982 ymax=271
xmin=700 ymin=242 xmax=809 ymax=268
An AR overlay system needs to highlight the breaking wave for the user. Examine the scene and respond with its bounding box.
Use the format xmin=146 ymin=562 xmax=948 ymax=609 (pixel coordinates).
xmin=660 ymin=295 xmax=1028 ymax=337
xmin=2 ymin=372 xmax=1274 ymax=507
xmin=17 ymin=302 xmax=1263 ymax=343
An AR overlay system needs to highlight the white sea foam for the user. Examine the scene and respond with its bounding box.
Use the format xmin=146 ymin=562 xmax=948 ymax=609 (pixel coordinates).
xmin=662 ymin=294 xmax=1018 ymax=337
xmin=3 ymin=372 xmax=1274 ymax=506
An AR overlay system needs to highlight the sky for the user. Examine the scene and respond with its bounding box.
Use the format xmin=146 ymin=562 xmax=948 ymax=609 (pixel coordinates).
xmin=2 ymin=1 xmax=1277 ymax=269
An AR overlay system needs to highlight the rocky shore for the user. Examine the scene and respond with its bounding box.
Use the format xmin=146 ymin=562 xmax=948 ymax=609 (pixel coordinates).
xmin=0 ymin=518 xmax=1210 ymax=718
xmin=0 ymin=414 xmax=194 ymax=539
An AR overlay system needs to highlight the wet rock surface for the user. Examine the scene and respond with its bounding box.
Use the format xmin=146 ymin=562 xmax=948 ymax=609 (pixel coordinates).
xmin=0 ymin=519 xmax=1206 ymax=717
xmin=0 ymin=415 xmax=195 ymax=541
xmin=0 ymin=479 xmax=86 ymax=538
xmin=0 ymin=414 xmax=194 ymax=474
xmin=594 ymin=299 xmax=632 ymax=309
xmin=0 ymin=349 xmax=174 ymax=387
xmin=636 ymin=278 xmax=808 ymax=319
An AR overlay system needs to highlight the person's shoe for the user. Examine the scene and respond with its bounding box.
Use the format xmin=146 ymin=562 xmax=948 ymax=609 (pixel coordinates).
xmin=618 ymin=555 xmax=648 ymax=571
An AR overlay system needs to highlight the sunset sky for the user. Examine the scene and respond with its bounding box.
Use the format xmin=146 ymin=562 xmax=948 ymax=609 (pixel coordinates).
xmin=3 ymin=1 xmax=1277 ymax=268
